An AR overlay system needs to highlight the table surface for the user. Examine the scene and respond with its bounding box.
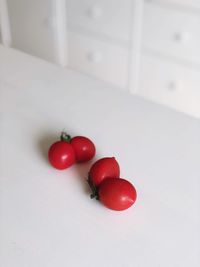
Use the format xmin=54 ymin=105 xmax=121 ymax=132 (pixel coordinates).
xmin=0 ymin=45 xmax=200 ymax=267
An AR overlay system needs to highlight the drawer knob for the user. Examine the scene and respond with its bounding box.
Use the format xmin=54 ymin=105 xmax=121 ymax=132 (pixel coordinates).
xmin=167 ymin=81 xmax=179 ymax=91
xmin=87 ymin=6 xmax=103 ymax=20
xmin=173 ymin=32 xmax=189 ymax=43
xmin=87 ymin=51 xmax=102 ymax=63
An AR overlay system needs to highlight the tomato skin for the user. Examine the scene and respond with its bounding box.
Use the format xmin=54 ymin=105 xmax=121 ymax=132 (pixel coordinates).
xmin=48 ymin=141 xmax=75 ymax=170
xmin=98 ymin=178 xmax=137 ymax=211
xmin=70 ymin=136 xmax=96 ymax=163
xmin=89 ymin=157 xmax=120 ymax=187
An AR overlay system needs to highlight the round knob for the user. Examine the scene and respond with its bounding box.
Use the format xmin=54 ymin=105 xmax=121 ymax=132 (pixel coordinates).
xmin=87 ymin=6 xmax=103 ymax=20
xmin=173 ymin=31 xmax=189 ymax=43
xmin=87 ymin=51 xmax=102 ymax=63
xmin=167 ymin=81 xmax=180 ymax=92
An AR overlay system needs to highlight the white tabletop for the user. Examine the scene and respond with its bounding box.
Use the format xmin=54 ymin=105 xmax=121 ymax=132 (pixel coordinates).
xmin=0 ymin=45 xmax=200 ymax=267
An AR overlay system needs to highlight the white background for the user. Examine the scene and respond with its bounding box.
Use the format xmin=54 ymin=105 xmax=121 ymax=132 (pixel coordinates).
xmin=0 ymin=46 xmax=200 ymax=267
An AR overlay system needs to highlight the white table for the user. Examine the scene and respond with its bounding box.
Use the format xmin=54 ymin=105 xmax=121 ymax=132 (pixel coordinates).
xmin=0 ymin=45 xmax=200 ymax=267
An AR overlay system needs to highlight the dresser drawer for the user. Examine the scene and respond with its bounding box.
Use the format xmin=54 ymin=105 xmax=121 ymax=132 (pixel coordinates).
xmin=143 ymin=3 xmax=200 ymax=65
xmin=66 ymin=0 xmax=132 ymax=43
xmin=7 ymin=0 xmax=58 ymax=63
xmin=68 ymin=31 xmax=129 ymax=88
xmin=147 ymin=0 xmax=200 ymax=10
xmin=138 ymin=53 xmax=200 ymax=118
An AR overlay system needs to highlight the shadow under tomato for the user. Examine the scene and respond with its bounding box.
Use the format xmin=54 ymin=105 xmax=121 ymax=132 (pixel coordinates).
xmin=73 ymin=161 xmax=93 ymax=195
xmin=37 ymin=132 xmax=59 ymax=165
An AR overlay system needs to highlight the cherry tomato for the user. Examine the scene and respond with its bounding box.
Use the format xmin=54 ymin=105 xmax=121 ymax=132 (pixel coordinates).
xmin=48 ymin=141 xmax=75 ymax=170
xmin=70 ymin=136 xmax=96 ymax=163
xmin=98 ymin=178 xmax=137 ymax=211
xmin=88 ymin=157 xmax=120 ymax=187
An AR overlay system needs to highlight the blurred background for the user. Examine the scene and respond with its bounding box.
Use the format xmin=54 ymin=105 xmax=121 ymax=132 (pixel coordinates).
xmin=0 ymin=0 xmax=200 ymax=118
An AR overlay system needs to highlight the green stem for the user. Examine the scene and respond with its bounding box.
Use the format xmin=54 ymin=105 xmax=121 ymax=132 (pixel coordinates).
xmin=60 ymin=132 xmax=71 ymax=142
xmin=87 ymin=175 xmax=99 ymax=200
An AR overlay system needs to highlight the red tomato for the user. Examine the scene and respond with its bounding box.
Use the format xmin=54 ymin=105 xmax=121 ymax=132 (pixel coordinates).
xmin=70 ymin=136 xmax=96 ymax=163
xmin=48 ymin=141 xmax=75 ymax=170
xmin=88 ymin=157 xmax=120 ymax=187
xmin=98 ymin=178 xmax=137 ymax=211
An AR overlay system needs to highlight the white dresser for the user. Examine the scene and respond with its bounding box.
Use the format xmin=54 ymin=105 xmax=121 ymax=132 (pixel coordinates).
xmin=65 ymin=0 xmax=200 ymax=118
xmin=1 ymin=0 xmax=200 ymax=118
xmin=66 ymin=0 xmax=133 ymax=89
xmin=5 ymin=0 xmax=60 ymax=63
xmin=138 ymin=0 xmax=200 ymax=118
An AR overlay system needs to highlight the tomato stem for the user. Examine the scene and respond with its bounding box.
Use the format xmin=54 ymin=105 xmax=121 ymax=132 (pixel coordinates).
xmin=60 ymin=132 xmax=71 ymax=142
xmin=87 ymin=175 xmax=99 ymax=200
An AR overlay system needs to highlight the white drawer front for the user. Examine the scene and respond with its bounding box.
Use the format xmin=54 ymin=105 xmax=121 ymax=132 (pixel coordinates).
xmin=68 ymin=31 xmax=129 ymax=88
xmin=7 ymin=0 xmax=57 ymax=62
xmin=143 ymin=3 xmax=200 ymax=65
xmin=66 ymin=0 xmax=132 ymax=43
xmin=147 ymin=0 xmax=200 ymax=9
xmin=138 ymin=53 xmax=200 ymax=118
